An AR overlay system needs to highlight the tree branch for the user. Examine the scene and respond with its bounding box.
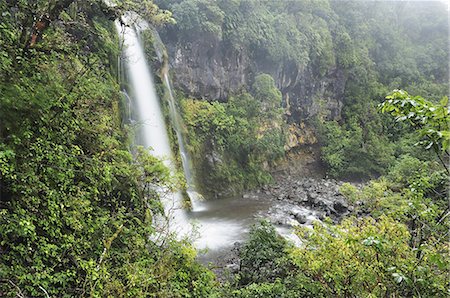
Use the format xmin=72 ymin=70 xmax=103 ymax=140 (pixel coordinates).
xmin=27 ymin=0 xmax=76 ymax=48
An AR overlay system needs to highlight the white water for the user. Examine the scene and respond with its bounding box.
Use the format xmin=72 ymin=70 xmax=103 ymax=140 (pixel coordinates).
xmin=152 ymin=30 xmax=204 ymax=211
xmin=162 ymin=73 xmax=205 ymax=211
xmin=116 ymin=18 xmax=189 ymax=234
xmin=119 ymin=24 xmax=171 ymax=157
xmin=121 ymin=90 xmax=133 ymax=124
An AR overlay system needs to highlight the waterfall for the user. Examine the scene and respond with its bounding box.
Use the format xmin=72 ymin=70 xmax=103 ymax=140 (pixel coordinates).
xmin=121 ymin=90 xmax=133 ymax=124
xmin=151 ymin=31 xmax=204 ymax=211
xmin=117 ymin=21 xmax=170 ymax=157
xmin=163 ymin=73 xmax=204 ymax=209
xmin=115 ymin=16 xmax=189 ymax=234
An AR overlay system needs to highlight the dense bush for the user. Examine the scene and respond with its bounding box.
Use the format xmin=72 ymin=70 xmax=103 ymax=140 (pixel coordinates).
xmin=1 ymin=1 xmax=448 ymax=296
xmin=238 ymin=221 xmax=291 ymax=285
xmin=292 ymin=215 xmax=448 ymax=297
xmin=180 ymin=74 xmax=285 ymax=195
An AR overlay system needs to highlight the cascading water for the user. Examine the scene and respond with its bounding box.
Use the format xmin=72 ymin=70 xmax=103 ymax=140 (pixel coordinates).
xmin=115 ymin=19 xmax=247 ymax=251
xmin=152 ymin=32 xmax=204 ymax=211
xmin=115 ymin=16 xmax=189 ymax=234
xmin=118 ymin=22 xmax=171 ymax=158
xmin=121 ymin=90 xmax=133 ymax=125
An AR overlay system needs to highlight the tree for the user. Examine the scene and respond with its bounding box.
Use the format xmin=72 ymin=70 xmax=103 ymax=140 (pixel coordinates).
xmin=252 ymin=74 xmax=282 ymax=117
xmin=0 ymin=0 xmax=174 ymax=52
xmin=379 ymin=90 xmax=449 ymax=173
xmin=0 ymin=1 xmax=217 ymax=296
xmin=239 ymin=221 xmax=291 ymax=285
xmin=292 ymin=216 xmax=449 ymax=297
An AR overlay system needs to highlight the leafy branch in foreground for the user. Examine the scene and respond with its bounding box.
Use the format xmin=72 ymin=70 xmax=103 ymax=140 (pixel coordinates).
xmin=379 ymin=90 xmax=449 ymax=173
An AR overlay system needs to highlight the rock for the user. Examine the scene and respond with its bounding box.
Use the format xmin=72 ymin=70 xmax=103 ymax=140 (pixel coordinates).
xmin=225 ymin=263 xmax=240 ymax=273
xmin=317 ymin=199 xmax=327 ymax=208
xmin=289 ymin=219 xmax=301 ymax=227
xmin=162 ymin=28 xmax=346 ymax=129
xmin=333 ymin=200 xmax=348 ymax=213
xmin=307 ymin=191 xmax=317 ymax=200
xmin=294 ymin=213 xmax=307 ymax=224
xmin=275 ymin=219 xmax=284 ymax=225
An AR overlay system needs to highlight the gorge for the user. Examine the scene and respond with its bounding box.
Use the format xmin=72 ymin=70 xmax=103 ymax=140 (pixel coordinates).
xmin=117 ymin=16 xmax=309 ymax=255
xmin=0 ymin=0 xmax=448 ymax=297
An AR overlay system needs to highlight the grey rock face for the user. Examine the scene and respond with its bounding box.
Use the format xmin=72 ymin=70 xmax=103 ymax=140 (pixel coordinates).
xmin=294 ymin=213 xmax=307 ymax=224
xmin=159 ymin=31 xmax=346 ymax=128
xmin=164 ymin=35 xmax=250 ymax=101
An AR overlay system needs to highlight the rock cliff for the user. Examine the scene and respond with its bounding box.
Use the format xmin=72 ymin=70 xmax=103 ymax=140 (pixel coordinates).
xmin=158 ymin=28 xmax=346 ymax=148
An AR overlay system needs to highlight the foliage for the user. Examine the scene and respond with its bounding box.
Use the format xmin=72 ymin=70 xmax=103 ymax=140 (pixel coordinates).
xmin=231 ymin=210 xmax=449 ymax=297
xmin=113 ymin=0 xmax=175 ymax=26
xmin=252 ymin=74 xmax=283 ymax=119
xmin=1 ymin=0 xmax=449 ymax=296
xmin=330 ymin=163 xmax=448 ymax=296
xmin=170 ymin=0 xmax=225 ymax=38
xmin=380 ymin=90 xmax=450 ymax=173
xmin=180 ymin=75 xmax=285 ymax=195
xmin=292 ymin=216 xmax=448 ymax=297
xmin=359 ymin=163 xmax=448 ymax=243
xmin=319 ymin=117 xmax=395 ymax=178
xmin=223 ymin=221 xmax=324 ymax=298
xmin=0 ymin=1 xmax=217 ymax=297
xmin=159 ymin=0 xmax=448 ymax=179
xmin=157 ymin=0 xmax=337 ymax=69
xmin=227 ymin=141 xmax=448 ymax=298
xmin=387 ymin=154 xmax=431 ymax=187
xmin=165 ymin=2 xmax=449 ymax=297
xmin=238 ymin=221 xmax=291 ymax=285
xmin=182 ymin=99 xmax=236 ymax=149
xmin=339 ymin=182 xmax=359 ymax=203
xmin=230 ymin=278 xmax=315 ymax=298
xmin=319 ymin=1 xmax=448 ymax=178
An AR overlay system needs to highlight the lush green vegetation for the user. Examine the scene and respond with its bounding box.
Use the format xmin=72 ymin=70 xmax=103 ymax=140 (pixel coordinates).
xmin=1 ymin=0 xmax=448 ymax=297
xmin=155 ymin=2 xmax=448 ymax=297
xmin=316 ymin=1 xmax=449 ymax=179
xmin=157 ymin=0 xmax=448 ymax=180
xmin=220 ymin=89 xmax=449 ymax=297
xmin=180 ymin=74 xmax=285 ymax=195
xmin=224 ymin=160 xmax=448 ymax=297
xmin=0 ymin=1 xmax=217 ymax=296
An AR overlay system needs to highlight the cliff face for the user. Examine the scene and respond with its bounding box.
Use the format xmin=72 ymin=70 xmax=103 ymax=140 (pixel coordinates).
xmin=165 ymin=34 xmax=250 ymax=101
xmin=159 ymin=29 xmax=346 ymax=147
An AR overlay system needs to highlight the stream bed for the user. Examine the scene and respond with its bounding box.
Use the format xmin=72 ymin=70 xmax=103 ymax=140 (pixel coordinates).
xmin=185 ymin=176 xmax=351 ymax=265
xmin=187 ymin=195 xmax=273 ymax=262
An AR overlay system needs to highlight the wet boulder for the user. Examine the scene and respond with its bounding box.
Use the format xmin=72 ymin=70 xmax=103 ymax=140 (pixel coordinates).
xmin=333 ymin=200 xmax=349 ymax=213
